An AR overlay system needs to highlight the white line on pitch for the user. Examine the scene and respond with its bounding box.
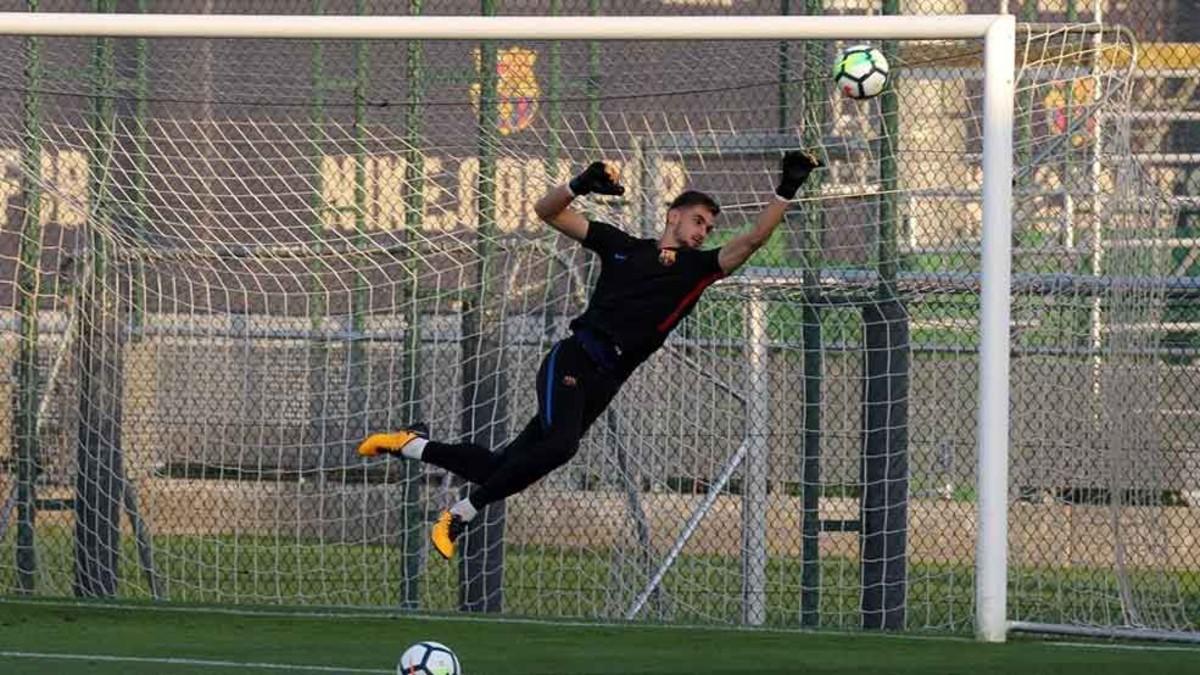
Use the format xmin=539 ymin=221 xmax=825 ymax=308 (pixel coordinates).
xmin=1047 ymin=641 xmax=1200 ymax=653
xmin=0 ymin=651 xmax=393 ymax=673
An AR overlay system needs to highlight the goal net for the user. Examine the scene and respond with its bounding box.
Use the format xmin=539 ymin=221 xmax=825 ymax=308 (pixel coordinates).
xmin=0 ymin=13 xmax=1194 ymax=639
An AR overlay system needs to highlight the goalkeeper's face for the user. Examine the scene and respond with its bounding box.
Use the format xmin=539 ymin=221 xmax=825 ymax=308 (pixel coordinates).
xmin=667 ymin=204 xmax=717 ymax=249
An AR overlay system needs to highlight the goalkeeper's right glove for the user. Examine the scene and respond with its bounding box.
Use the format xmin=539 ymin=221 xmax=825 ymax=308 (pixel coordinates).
xmin=774 ymin=150 xmax=824 ymax=200
xmin=569 ymin=161 xmax=625 ymax=197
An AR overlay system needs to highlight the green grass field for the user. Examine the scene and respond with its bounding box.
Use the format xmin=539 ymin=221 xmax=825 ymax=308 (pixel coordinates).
xmin=5 ymin=524 xmax=1199 ymax=634
xmin=1 ymin=600 xmax=1198 ymax=674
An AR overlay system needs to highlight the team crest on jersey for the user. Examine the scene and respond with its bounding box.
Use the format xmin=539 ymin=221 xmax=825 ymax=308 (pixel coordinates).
xmin=470 ymin=47 xmax=540 ymax=136
xmin=658 ymin=248 xmax=677 ymax=267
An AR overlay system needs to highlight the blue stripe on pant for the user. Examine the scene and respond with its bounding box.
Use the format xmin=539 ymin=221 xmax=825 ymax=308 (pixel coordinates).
xmin=458 ymin=336 xmax=625 ymax=509
xmin=541 ymin=341 xmax=562 ymax=431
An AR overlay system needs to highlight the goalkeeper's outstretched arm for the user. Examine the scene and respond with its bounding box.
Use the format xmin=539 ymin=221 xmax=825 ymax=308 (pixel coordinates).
xmin=717 ymin=150 xmax=823 ymax=275
xmin=534 ymin=161 xmax=625 ymax=242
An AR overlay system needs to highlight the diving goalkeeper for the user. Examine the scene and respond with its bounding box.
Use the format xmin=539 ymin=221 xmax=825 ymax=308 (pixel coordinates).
xmin=358 ymin=150 xmax=823 ymax=560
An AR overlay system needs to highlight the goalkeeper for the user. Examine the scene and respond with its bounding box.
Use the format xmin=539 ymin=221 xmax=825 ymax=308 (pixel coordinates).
xmin=359 ymin=150 xmax=823 ymax=560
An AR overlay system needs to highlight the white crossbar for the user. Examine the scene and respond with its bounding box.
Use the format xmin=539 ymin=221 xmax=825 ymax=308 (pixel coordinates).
xmin=0 ymin=13 xmax=1002 ymax=40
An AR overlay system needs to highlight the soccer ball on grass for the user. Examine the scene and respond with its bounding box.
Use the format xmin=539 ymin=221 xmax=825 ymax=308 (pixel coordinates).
xmin=398 ymin=641 xmax=462 ymax=675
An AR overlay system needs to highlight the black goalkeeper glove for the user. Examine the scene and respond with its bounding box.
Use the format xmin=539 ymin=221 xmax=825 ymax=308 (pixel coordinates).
xmin=569 ymin=161 xmax=625 ymax=197
xmin=774 ymin=150 xmax=824 ymax=200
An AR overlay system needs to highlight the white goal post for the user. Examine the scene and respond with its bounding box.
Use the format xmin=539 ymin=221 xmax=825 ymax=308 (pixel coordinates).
xmin=0 ymin=12 xmax=1019 ymax=641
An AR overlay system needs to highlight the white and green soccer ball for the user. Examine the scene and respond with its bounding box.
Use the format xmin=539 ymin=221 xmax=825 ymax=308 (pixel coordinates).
xmin=398 ymin=641 xmax=462 ymax=675
xmin=833 ymin=44 xmax=890 ymax=99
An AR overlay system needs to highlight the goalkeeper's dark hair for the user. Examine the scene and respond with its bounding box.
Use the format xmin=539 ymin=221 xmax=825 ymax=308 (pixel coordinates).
xmin=668 ymin=190 xmax=720 ymax=217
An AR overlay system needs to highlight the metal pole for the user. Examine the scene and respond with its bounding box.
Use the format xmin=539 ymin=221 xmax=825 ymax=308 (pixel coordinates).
xmin=1016 ymin=0 xmax=1036 ymax=222
xmin=776 ymin=0 xmax=791 ymax=132
xmin=548 ymin=0 xmax=563 ymax=176
xmin=305 ymin=3 xmax=334 ymax=595
xmin=627 ymin=441 xmax=751 ymax=620
xmin=128 ymin=0 xmax=149 ymax=338
xmin=399 ymin=0 xmax=425 ymax=613
xmin=741 ymin=292 xmax=770 ymax=626
xmin=799 ymin=0 xmax=825 ymax=628
xmin=74 ymin=0 xmax=122 ymax=599
xmin=13 ymin=0 xmax=43 ymax=595
xmin=124 ymin=2 xmax=161 ymax=594
xmin=308 ymin=0 xmax=327 ymax=320
xmin=878 ymin=0 xmax=900 ymax=297
xmin=122 ymin=479 xmax=160 ymax=599
xmin=1062 ymin=0 xmax=1077 ymax=248
xmin=545 ymin=0 xmax=567 ymax=312
xmin=587 ymin=0 xmax=601 ymax=152
xmin=1009 ymin=621 xmax=1200 ymax=644
xmin=858 ymin=0 xmax=909 ymax=633
xmin=349 ymin=0 xmax=369 ymax=441
xmin=608 ymin=410 xmax=661 ymax=616
xmin=458 ymin=0 xmax=506 ymax=614
xmin=1085 ymin=0 xmax=1141 ymax=627
xmin=975 ymin=14 xmax=1016 ymax=643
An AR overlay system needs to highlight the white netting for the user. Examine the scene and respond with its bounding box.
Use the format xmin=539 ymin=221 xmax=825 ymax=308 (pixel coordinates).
xmin=0 ymin=18 xmax=1195 ymax=636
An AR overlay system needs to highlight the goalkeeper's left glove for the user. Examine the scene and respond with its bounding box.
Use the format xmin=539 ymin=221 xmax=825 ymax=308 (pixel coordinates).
xmin=569 ymin=161 xmax=626 ymax=197
xmin=774 ymin=150 xmax=824 ymax=200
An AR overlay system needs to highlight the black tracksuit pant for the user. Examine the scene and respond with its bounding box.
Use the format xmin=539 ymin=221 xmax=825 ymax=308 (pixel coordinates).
xmin=422 ymin=334 xmax=625 ymax=509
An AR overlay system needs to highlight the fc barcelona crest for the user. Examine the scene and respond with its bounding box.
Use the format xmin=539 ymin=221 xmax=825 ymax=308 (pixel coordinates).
xmin=470 ymin=46 xmax=540 ymax=136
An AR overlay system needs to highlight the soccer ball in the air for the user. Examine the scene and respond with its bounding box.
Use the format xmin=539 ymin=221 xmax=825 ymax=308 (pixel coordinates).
xmin=833 ymin=45 xmax=890 ymax=99
xmin=397 ymin=641 xmax=462 ymax=675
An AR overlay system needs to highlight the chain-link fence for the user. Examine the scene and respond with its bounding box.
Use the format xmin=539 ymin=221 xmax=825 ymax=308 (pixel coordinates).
xmin=0 ymin=1 xmax=1196 ymax=638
